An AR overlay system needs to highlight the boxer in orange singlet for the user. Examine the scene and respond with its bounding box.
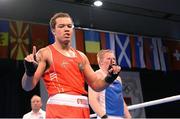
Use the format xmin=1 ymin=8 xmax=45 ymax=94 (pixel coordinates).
xmin=22 ymin=12 xmax=121 ymax=118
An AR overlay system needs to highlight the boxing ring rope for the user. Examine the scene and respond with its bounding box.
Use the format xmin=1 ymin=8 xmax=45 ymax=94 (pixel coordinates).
xmin=90 ymin=95 xmax=180 ymax=118
xmin=128 ymin=95 xmax=180 ymax=110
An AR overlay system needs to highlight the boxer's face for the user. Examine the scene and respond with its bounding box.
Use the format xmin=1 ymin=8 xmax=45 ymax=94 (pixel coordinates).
xmin=101 ymin=52 xmax=116 ymax=70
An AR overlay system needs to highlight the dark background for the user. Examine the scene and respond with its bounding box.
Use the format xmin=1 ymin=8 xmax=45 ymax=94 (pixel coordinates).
xmin=0 ymin=60 xmax=179 ymax=118
xmin=0 ymin=0 xmax=180 ymax=118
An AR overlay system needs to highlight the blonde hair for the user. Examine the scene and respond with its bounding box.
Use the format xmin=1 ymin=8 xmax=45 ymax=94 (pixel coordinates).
xmin=49 ymin=12 xmax=73 ymax=30
xmin=97 ymin=49 xmax=114 ymax=64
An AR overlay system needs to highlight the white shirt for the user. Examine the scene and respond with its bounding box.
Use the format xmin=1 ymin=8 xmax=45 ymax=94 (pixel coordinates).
xmin=23 ymin=109 xmax=45 ymax=119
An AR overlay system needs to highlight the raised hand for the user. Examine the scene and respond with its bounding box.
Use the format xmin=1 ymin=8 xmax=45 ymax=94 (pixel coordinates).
xmin=24 ymin=46 xmax=38 ymax=76
xmin=25 ymin=46 xmax=37 ymax=63
xmin=105 ymin=59 xmax=121 ymax=84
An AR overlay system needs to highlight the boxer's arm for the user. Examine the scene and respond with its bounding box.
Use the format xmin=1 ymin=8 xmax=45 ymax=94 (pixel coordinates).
xmin=22 ymin=46 xmax=47 ymax=91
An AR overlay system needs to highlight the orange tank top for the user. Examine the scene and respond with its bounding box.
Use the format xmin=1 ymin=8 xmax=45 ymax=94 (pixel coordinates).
xmin=43 ymin=45 xmax=87 ymax=96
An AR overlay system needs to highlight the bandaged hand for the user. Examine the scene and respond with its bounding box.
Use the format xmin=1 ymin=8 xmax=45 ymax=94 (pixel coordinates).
xmin=105 ymin=64 xmax=121 ymax=84
xmin=24 ymin=46 xmax=38 ymax=77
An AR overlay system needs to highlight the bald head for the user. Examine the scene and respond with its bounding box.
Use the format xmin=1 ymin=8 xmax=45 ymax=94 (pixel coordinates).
xmin=31 ymin=95 xmax=42 ymax=113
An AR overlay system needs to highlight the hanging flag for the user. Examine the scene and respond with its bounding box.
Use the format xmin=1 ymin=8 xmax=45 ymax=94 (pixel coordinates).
xmin=130 ymin=35 xmax=145 ymax=68
xmin=163 ymin=40 xmax=180 ymax=70
xmin=121 ymin=71 xmax=146 ymax=118
xmin=75 ymin=29 xmax=85 ymax=52
xmin=152 ymin=38 xmax=161 ymax=70
xmin=143 ymin=37 xmax=152 ymax=69
xmin=48 ymin=26 xmax=54 ymax=44
xmin=102 ymin=32 xmax=115 ymax=51
xmin=31 ymin=24 xmax=49 ymax=51
xmin=143 ymin=37 xmax=160 ymax=70
xmin=157 ymin=39 xmax=168 ymax=71
xmin=0 ymin=20 xmax=9 ymax=59
xmin=99 ymin=31 xmax=106 ymax=49
xmin=115 ymin=34 xmax=131 ymax=68
xmin=71 ymin=29 xmax=76 ymax=48
xmin=9 ymin=21 xmax=30 ymax=60
xmin=84 ymin=30 xmax=101 ymax=64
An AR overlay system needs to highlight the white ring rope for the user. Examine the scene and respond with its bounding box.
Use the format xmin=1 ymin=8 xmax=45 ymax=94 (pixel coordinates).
xmin=128 ymin=95 xmax=180 ymax=110
xmin=90 ymin=95 xmax=180 ymax=118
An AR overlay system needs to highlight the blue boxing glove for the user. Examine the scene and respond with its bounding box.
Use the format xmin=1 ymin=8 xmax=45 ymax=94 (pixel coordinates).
xmin=104 ymin=64 xmax=120 ymax=84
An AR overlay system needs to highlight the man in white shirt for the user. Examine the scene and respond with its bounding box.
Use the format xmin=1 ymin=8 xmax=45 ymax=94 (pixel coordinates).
xmin=23 ymin=95 xmax=45 ymax=119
